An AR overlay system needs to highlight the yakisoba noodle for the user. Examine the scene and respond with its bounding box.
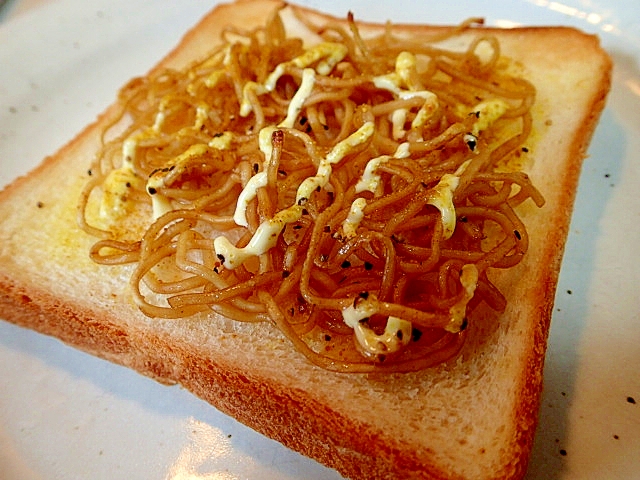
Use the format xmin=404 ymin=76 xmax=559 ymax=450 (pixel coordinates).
xmin=78 ymin=7 xmax=544 ymax=373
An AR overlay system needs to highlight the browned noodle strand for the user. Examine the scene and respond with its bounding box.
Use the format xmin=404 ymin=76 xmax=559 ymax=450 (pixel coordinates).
xmin=78 ymin=7 xmax=544 ymax=373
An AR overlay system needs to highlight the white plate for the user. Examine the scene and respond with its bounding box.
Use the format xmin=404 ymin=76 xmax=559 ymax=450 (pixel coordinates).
xmin=1 ymin=1 xmax=639 ymax=479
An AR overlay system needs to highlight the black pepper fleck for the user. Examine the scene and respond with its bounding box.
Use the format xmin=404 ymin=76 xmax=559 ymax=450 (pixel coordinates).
xmin=282 ymin=270 xmax=290 ymax=278
xmin=36 ymin=201 xmax=44 ymax=208
xmin=627 ymin=396 xmax=636 ymax=404
xmin=459 ymin=318 xmax=469 ymax=331
xmin=411 ymin=328 xmax=423 ymax=342
xmin=567 ymin=289 xmax=572 ymax=295
xmin=559 ymin=449 xmax=567 ymax=456
xmin=514 ymin=229 xmax=521 ymax=240
xmin=341 ymin=260 xmax=351 ymax=268
xmin=364 ymin=261 xmax=373 ymax=271
xmin=464 ymin=133 xmax=477 ymax=151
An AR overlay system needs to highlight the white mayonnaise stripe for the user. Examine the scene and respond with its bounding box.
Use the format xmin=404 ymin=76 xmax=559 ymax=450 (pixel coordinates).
xmin=99 ymin=105 xmax=171 ymax=223
xmin=214 ymin=204 xmax=304 ymax=270
xmin=470 ymin=99 xmax=509 ymax=136
xmin=217 ymin=122 xmax=375 ymax=270
xmin=242 ymin=42 xmax=347 ymax=118
xmin=233 ymin=172 xmax=268 ymax=228
xmin=445 ymin=264 xmax=478 ymax=332
xmin=340 ymin=263 xmax=478 ymax=355
xmin=344 ymin=142 xmax=411 ymax=236
xmin=355 ymin=142 xmax=410 ymax=194
xmin=342 ymin=197 xmax=367 ymax=239
xmin=341 ymin=294 xmax=412 ymax=357
xmin=373 ymin=51 xmax=439 ymax=140
xmin=355 ymin=155 xmax=390 ymax=194
xmin=232 ymin=68 xmax=317 ymax=227
xmin=265 ymin=42 xmax=348 ymax=90
xmin=279 ymin=68 xmax=316 ymax=129
xmin=426 ymin=159 xmax=471 ymax=240
xmin=296 ymin=122 xmax=374 ymax=204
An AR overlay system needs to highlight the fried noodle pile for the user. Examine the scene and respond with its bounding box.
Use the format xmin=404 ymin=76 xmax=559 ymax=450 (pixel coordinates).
xmin=79 ymin=7 xmax=544 ymax=373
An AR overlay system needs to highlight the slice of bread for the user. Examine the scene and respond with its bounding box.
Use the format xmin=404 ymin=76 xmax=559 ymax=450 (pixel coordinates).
xmin=0 ymin=1 xmax=611 ymax=478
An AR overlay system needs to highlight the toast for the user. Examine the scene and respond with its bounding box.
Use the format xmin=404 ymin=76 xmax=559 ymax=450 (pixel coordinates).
xmin=0 ymin=1 xmax=612 ymax=479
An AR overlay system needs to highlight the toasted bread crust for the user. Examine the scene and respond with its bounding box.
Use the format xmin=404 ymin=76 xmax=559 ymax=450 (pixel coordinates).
xmin=0 ymin=275 xmax=454 ymax=480
xmin=0 ymin=1 xmax=612 ymax=479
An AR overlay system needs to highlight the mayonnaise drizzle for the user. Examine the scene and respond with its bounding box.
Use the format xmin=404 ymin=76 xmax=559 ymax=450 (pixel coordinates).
xmin=373 ymin=51 xmax=439 ymax=139
xmin=232 ymin=68 xmax=318 ymax=228
xmin=445 ymin=264 xmax=478 ymax=332
xmin=217 ymin=122 xmax=375 ymax=269
xmin=341 ymin=197 xmax=367 ymax=239
xmin=470 ymin=99 xmax=509 ymax=136
xmin=355 ymin=142 xmax=410 ymax=194
xmin=279 ymin=68 xmax=316 ymax=129
xmin=241 ymin=42 xmax=347 ymax=117
xmin=341 ymin=294 xmax=412 ymax=357
xmin=99 ymin=106 xmax=169 ymax=223
xmin=233 ymin=172 xmax=268 ymax=228
xmin=426 ymin=159 xmax=471 ymax=239
xmin=345 ymin=143 xmax=410 ymax=237
xmin=265 ymin=42 xmax=348 ymax=88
